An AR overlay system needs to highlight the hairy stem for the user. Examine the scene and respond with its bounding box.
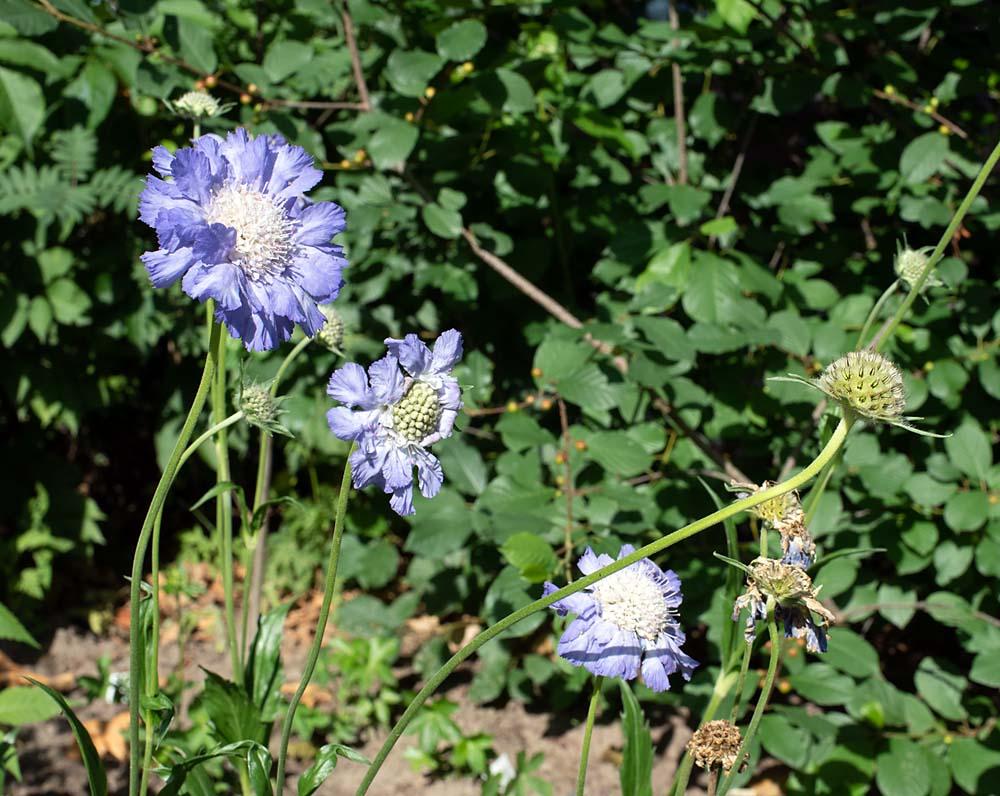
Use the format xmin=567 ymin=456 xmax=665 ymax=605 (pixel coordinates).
xmin=355 ymin=420 xmax=851 ymax=795
xmin=718 ymin=606 xmax=780 ymax=795
xmin=128 ymin=309 xmax=221 ymax=796
xmin=855 ymin=279 xmax=899 ymax=349
xmin=246 ymin=333 xmax=312 ymax=657
xmin=212 ymin=329 xmax=240 ymax=679
xmin=274 ymin=455 xmax=353 ymax=790
xmin=873 ymin=136 xmax=1000 ymax=351
xmin=576 ymin=677 xmax=603 ymax=796
xmin=178 ymin=411 xmax=244 ymax=471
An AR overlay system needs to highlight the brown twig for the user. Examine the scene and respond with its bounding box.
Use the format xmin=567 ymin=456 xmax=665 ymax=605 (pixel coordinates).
xmin=741 ymin=0 xmax=814 ymax=58
xmin=668 ymin=4 xmax=688 ymax=186
xmin=401 ymin=169 xmax=751 ymax=484
xmin=873 ymin=89 xmax=969 ymax=140
xmin=341 ymin=2 xmax=372 ymax=111
xmin=839 ymin=601 xmax=1000 ymax=628
xmin=557 ymin=397 xmax=575 ymax=579
xmin=709 ymin=113 xmax=758 ymax=248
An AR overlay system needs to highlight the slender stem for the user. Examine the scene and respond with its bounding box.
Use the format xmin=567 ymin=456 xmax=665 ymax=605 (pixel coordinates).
xmin=178 ymin=411 xmax=244 ymax=471
xmin=128 ymin=311 xmax=221 ymax=796
xmin=139 ymin=510 xmax=164 ymax=794
xmin=707 ymin=771 xmax=719 ymax=796
xmin=355 ymin=420 xmax=852 ymax=795
xmin=245 ymin=333 xmax=313 ymax=656
xmin=873 ymin=136 xmax=1000 ymax=351
xmin=671 ymin=668 xmax=739 ymax=796
xmin=729 ymin=643 xmax=753 ymax=724
xmin=211 ymin=328 xmax=241 ymax=679
xmin=576 ymin=677 xmax=602 ymax=796
xmin=274 ymin=456 xmax=354 ymax=791
xmin=138 ymin=717 xmax=154 ymax=795
xmin=718 ymin=605 xmax=780 ymax=796
xmin=855 ymin=280 xmax=899 ymax=349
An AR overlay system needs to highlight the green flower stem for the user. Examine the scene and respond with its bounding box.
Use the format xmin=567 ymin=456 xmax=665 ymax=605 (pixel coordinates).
xmin=874 ymin=136 xmax=1000 ymax=352
xmin=211 ymin=327 xmax=241 ymax=679
xmin=178 ymin=411 xmax=244 ymax=471
xmin=244 ymin=333 xmax=313 ymax=656
xmin=855 ymin=279 xmax=899 ymax=349
xmin=576 ymin=677 xmax=603 ymax=796
xmin=356 ymin=419 xmax=852 ymax=796
xmin=128 ymin=308 xmax=222 ymax=796
xmin=274 ymin=454 xmax=354 ymax=792
xmin=718 ymin=603 xmax=780 ymax=796
xmin=728 ymin=642 xmax=753 ymax=724
xmin=671 ymin=667 xmax=739 ymax=796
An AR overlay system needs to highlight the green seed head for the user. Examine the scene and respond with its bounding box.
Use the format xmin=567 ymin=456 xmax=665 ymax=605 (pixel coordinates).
xmin=818 ymin=351 xmax=906 ymax=421
xmin=314 ymin=306 xmax=345 ymax=351
xmin=392 ymin=381 xmax=442 ymax=442
xmin=172 ymin=90 xmax=222 ymax=119
xmin=241 ymin=383 xmax=278 ymax=426
xmin=894 ymin=245 xmax=943 ymax=290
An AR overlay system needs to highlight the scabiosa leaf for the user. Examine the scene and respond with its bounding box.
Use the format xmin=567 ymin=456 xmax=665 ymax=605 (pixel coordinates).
xmin=138 ymin=128 xmax=347 ymax=351
xmin=542 ymin=545 xmax=697 ymax=692
xmin=325 ymin=330 xmax=463 ymax=516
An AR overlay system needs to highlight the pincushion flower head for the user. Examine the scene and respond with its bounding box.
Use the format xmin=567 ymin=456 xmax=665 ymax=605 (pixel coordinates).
xmin=732 ymin=557 xmax=834 ymax=653
xmin=542 ymin=545 xmax=697 ymax=692
xmin=729 ymin=480 xmax=815 ymax=568
xmin=326 ymin=330 xmax=463 ymax=516
xmin=139 ymin=129 xmax=347 ymax=351
xmin=773 ymin=351 xmax=944 ymax=437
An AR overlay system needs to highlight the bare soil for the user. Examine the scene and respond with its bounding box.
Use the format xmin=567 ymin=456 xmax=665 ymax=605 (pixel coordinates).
xmin=6 ymin=615 xmax=709 ymax=796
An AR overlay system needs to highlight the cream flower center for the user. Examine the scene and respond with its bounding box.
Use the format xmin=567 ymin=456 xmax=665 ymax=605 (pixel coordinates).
xmin=207 ymin=183 xmax=297 ymax=280
xmin=391 ymin=381 xmax=442 ymax=442
xmin=592 ymin=569 xmax=670 ymax=641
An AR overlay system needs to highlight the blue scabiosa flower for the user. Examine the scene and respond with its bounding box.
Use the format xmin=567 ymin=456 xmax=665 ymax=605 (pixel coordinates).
xmin=542 ymin=546 xmax=697 ymax=692
xmin=326 ymin=330 xmax=463 ymax=516
xmin=139 ymin=129 xmax=347 ymax=351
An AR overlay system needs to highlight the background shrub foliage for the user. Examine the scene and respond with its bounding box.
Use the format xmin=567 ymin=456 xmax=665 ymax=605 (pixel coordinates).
xmin=1 ymin=0 xmax=999 ymax=792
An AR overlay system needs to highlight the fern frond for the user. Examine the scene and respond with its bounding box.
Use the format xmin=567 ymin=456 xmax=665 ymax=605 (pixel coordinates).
xmin=50 ymin=126 xmax=97 ymax=182
xmin=0 ymin=163 xmax=97 ymax=236
xmin=88 ymin=166 xmax=144 ymax=217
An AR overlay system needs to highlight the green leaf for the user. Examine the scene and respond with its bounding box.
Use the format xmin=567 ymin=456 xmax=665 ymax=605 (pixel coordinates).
xmin=876 ymin=737 xmax=930 ymax=796
xmin=759 ymin=713 xmax=810 ymax=769
xmin=157 ymin=741 xmax=264 ymax=796
xmin=404 ymin=489 xmax=472 ymax=558
xmin=173 ymin=16 xmax=217 ymax=75
xmin=65 ymin=60 xmax=117 ymax=128
xmin=500 ymin=533 xmax=557 ymax=583
xmin=27 ymin=679 xmax=107 ymax=796
xmin=0 ymin=66 xmax=44 ymax=151
xmin=914 ymin=658 xmax=966 ymax=721
xmin=422 ymin=203 xmax=462 ymax=239
xmin=496 ymin=68 xmax=535 ymax=113
xmin=664 ymin=184 xmax=711 ymax=227
xmin=0 ymin=0 xmax=59 ymax=35
xmin=716 ymin=0 xmax=757 ymax=33
xmin=823 ymin=629 xmax=880 ymax=678
xmin=586 ymin=431 xmax=651 ymax=477
xmin=197 ymin=671 xmax=265 ymax=745
xmin=969 ymin=652 xmax=1000 ymax=688
xmin=788 ymin=664 xmax=854 ymax=705
xmin=435 ymin=20 xmax=487 ymax=60
xmin=368 ymin=117 xmax=419 ymax=170
xmin=0 ymin=686 xmax=60 ymax=725
xmin=949 ymin=737 xmax=1000 ymax=795
xmin=263 ymin=40 xmax=312 ymax=82
xmin=298 ymin=743 xmax=369 ymax=796
xmin=899 ymin=132 xmax=949 ymax=184
xmin=944 ymin=420 xmax=992 ymax=482
xmin=244 ymin=603 xmax=290 ymax=722
xmin=385 ymin=49 xmax=443 ymax=97
xmin=0 ymin=602 xmax=38 ymax=648
xmin=619 ymin=681 xmax=653 ymax=796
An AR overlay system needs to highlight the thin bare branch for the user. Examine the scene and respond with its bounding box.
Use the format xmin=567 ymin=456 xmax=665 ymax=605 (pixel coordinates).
xmin=342 ymin=3 xmax=372 ymax=111
xmin=668 ymin=4 xmax=688 ymax=185
xmin=873 ymin=88 xmax=968 ymax=140
xmin=709 ymin=113 xmax=758 ymax=248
